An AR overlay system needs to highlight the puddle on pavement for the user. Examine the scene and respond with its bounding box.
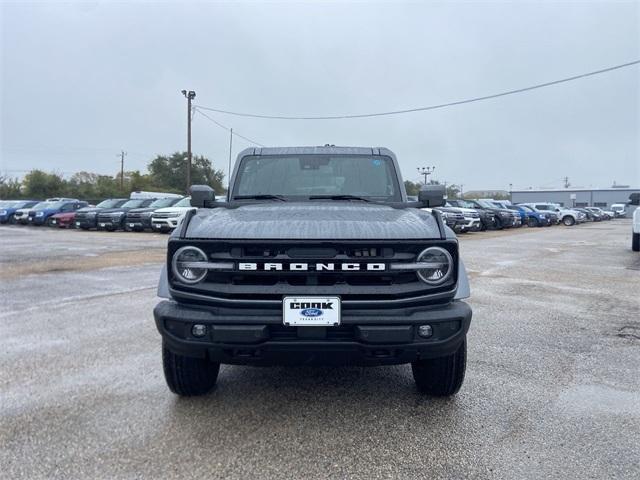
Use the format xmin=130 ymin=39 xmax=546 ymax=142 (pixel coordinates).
xmin=556 ymin=384 xmax=640 ymax=416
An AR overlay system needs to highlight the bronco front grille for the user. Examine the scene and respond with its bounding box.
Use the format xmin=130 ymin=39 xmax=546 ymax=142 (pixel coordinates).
xmin=168 ymin=240 xmax=459 ymax=306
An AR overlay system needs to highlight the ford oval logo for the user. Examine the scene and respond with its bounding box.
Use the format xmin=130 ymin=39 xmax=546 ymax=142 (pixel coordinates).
xmin=300 ymin=308 xmax=323 ymax=317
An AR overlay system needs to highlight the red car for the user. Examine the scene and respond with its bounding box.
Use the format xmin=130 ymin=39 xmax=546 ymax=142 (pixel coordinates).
xmin=49 ymin=211 xmax=77 ymax=228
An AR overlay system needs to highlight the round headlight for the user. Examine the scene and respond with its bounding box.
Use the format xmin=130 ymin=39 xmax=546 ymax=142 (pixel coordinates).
xmin=416 ymin=247 xmax=453 ymax=285
xmin=172 ymin=246 xmax=208 ymax=284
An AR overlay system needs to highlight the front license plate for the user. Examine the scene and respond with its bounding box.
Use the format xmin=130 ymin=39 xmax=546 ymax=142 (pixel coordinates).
xmin=283 ymin=296 xmax=340 ymax=326
xmin=75 ymin=222 xmax=80 ymax=226
xmin=129 ymin=223 xmax=135 ymax=228
xmin=99 ymin=223 xmax=106 ymax=227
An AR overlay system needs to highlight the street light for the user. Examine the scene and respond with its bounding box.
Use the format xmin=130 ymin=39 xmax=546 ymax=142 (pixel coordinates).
xmin=182 ymin=90 xmax=196 ymax=192
xmin=417 ymin=166 xmax=435 ymax=185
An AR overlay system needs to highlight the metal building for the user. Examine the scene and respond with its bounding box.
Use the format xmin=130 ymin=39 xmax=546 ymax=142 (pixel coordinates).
xmin=511 ymin=188 xmax=640 ymax=211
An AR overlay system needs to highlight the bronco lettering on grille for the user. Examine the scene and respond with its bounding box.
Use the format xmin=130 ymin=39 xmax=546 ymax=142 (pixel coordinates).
xmin=238 ymin=262 xmax=386 ymax=272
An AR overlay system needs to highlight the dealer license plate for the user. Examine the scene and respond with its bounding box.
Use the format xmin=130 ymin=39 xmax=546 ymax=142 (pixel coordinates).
xmin=99 ymin=223 xmax=106 ymax=227
xmin=283 ymin=296 xmax=340 ymax=326
xmin=129 ymin=223 xmax=135 ymax=228
xmin=76 ymin=222 xmax=80 ymax=226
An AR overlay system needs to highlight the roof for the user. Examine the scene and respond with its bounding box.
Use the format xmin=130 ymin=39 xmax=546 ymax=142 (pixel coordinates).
xmin=236 ymin=146 xmax=395 ymax=157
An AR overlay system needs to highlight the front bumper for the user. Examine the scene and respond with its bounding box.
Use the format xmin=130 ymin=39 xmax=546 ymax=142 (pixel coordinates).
xmin=125 ymin=218 xmax=152 ymax=231
xmin=154 ymin=299 xmax=472 ymax=366
xmin=97 ymin=218 xmax=124 ymax=230
xmin=151 ymin=218 xmax=180 ymax=231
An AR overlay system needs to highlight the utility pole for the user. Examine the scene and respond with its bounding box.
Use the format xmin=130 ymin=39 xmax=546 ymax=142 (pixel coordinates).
xmin=228 ymin=128 xmax=233 ymax=190
xmin=181 ymin=90 xmax=196 ymax=192
xmin=118 ymin=151 xmax=126 ymax=190
xmin=563 ymin=176 xmax=570 ymax=189
xmin=509 ymin=183 xmax=513 ymax=203
xmin=460 ymin=184 xmax=464 ymax=198
xmin=417 ymin=166 xmax=435 ymax=185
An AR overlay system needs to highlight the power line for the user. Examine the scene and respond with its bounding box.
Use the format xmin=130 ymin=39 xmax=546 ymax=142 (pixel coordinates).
xmin=194 ymin=60 xmax=640 ymax=120
xmin=193 ymin=108 xmax=265 ymax=147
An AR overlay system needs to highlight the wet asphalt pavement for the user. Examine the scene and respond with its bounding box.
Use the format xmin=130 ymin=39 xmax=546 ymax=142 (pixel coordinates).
xmin=1 ymin=222 xmax=639 ymax=479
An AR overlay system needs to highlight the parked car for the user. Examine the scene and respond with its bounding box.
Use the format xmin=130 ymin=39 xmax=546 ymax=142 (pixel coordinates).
xmin=508 ymin=205 xmax=551 ymax=227
xmin=0 ymin=200 xmax=39 ymax=224
xmin=445 ymin=202 xmax=481 ymax=232
xmin=49 ymin=210 xmax=81 ymax=228
xmin=155 ymin=146 xmax=472 ymax=397
xmin=586 ymin=207 xmax=611 ymax=220
xmin=96 ymin=198 xmax=158 ymax=231
xmin=74 ymin=198 xmax=129 ymax=230
xmin=611 ymin=203 xmax=626 ymax=218
xmin=630 ymin=193 xmax=640 ymax=251
xmin=519 ymin=202 xmax=585 ymax=226
xmin=430 ymin=207 xmax=467 ymax=233
xmin=27 ymin=200 xmax=87 ymax=226
xmin=448 ymin=199 xmax=497 ymax=231
xmin=489 ymin=201 xmax=522 ymax=228
xmin=150 ymin=197 xmax=195 ymax=232
xmin=125 ymin=197 xmax=184 ymax=232
xmin=573 ymin=208 xmax=596 ymax=222
xmin=465 ymin=199 xmax=515 ymax=229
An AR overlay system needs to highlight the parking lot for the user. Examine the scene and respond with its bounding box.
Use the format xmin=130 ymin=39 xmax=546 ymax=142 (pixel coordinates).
xmin=1 ymin=221 xmax=639 ymax=479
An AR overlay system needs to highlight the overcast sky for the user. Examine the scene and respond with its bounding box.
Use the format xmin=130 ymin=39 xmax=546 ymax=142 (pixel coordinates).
xmin=1 ymin=1 xmax=639 ymax=191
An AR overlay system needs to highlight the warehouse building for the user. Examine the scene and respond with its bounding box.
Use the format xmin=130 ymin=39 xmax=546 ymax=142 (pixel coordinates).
xmin=511 ymin=187 xmax=639 ymax=211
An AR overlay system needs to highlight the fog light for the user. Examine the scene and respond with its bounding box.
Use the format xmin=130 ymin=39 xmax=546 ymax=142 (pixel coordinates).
xmin=191 ymin=324 xmax=207 ymax=338
xmin=418 ymin=325 xmax=433 ymax=338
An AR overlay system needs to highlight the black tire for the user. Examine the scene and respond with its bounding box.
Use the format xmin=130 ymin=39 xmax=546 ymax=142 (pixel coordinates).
xmin=412 ymin=339 xmax=466 ymax=396
xmin=46 ymin=217 xmax=56 ymax=227
xmin=633 ymin=233 xmax=640 ymax=252
xmin=162 ymin=342 xmax=220 ymax=396
xmin=528 ymin=217 xmax=539 ymax=228
xmin=562 ymin=216 xmax=575 ymax=226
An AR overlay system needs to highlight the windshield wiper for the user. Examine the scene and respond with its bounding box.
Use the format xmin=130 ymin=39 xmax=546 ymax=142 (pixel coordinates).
xmin=233 ymin=194 xmax=287 ymax=201
xmin=308 ymin=195 xmax=371 ymax=202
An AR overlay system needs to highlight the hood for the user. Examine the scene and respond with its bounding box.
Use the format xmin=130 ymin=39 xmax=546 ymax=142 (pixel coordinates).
xmin=154 ymin=206 xmax=194 ymax=214
xmin=127 ymin=207 xmax=155 ymax=214
xmin=185 ymin=202 xmax=442 ymax=240
xmin=97 ymin=207 xmax=136 ymax=214
xmin=52 ymin=211 xmax=75 ymax=218
xmin=77 ymin=207 xmax=105 ymax=213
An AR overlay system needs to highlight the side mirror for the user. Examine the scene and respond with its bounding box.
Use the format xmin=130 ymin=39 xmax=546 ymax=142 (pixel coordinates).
xmin=418 ymin=185 xmax=446 ymax=207
xmin=190 ymin=185 xmax=215 ymax=208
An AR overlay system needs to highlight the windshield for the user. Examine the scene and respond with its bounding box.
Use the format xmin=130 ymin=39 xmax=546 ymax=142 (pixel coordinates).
xmin=174 ymin=197 xmax=192 ymax=207
xmin=121 ymin=199 xmax=150 ymax=208
xmin=232 ymin=155 xmax=401 ymax=201
xmin=33 ymin=201 xmax=63 ymax=210
xmin=476 ymin=200 xmax=495 ymax=208
xmin=149 ymin=197 xmax=180 ymax=208
xmin=0 ymin=201 xmax=15 ymax=208
xmin=97 ymin=199 xmax=127 ymax=208
xmin=519 ymin=205 xmax=534 ymax=212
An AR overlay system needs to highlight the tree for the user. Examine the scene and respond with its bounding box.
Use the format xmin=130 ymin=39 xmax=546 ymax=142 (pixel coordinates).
xmin=404 ymin=180 xmax=422 ymax=196
xmin=446 ymin=184 xmax=461 ymax=199
xmin=148 ymin=151 xmax=225 ymax=194
xmin=22 ymin=170 xmax=66 ymax=199
xmin=0 ymin=176 xmax=22 ymax=198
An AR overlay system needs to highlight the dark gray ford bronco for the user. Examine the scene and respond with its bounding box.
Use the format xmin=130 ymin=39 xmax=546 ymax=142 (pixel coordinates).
xmin=154 ymin=146 xmax=472 ymax=396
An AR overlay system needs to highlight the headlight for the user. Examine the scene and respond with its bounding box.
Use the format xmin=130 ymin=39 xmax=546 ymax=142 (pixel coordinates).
xmin=111 ymin=212 xmax=124 ymax=217
xmin=172 ymin=246 xmax=208 ymax=284
xmin=416 ymin=247 xmax=453 ymax=285
xmin=165 ymin=212 xmax=181 ymax=218
xmin=0 ymin=210 xmax=6 ymax=215
xmin=36 ymin=212 xmax=44 ymax=217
